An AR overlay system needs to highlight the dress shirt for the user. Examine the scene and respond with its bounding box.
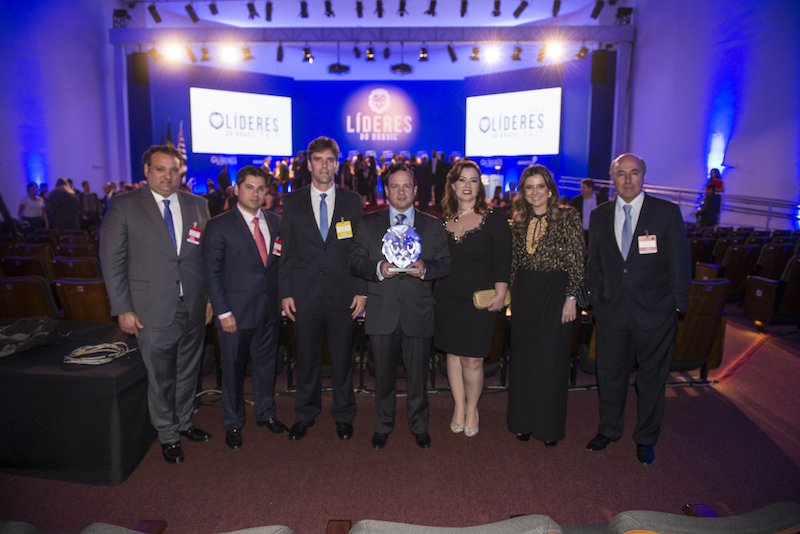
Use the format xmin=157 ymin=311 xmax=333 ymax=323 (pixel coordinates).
xmin=151 ymin=190 xmax=183 ymax=255
xmin=614 ymin=192 xmax=645 ymax=254
xmin=582 ymin=194 xmax=597 ymax=230
xmin=310 ymin=184 xmax=335 ymax=234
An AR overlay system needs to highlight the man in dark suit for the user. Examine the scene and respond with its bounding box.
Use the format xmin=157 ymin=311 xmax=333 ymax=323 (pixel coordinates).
xmin=570 ymin=178 xmax=608 ymax=243
xmin=100 ymin=145 xmax=212 ymax=464
xmin=203 ymin=166 xmax=289 ymax=450
xmin=279 ymin=136 xmax=366 ymax=442
xmin=350 ymin=164 xmax=451 ymax=450
xmin=586 ymin=153 xmax=691 ymax=465
xmin=433 ymin=152 xmax=451 ymax=210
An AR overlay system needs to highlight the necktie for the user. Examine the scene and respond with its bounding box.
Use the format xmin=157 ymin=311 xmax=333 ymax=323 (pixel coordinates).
xmin=253 ymin=216 xmax=268 ymax=266
xmin=621 ymin=204 xmax=633 ymax=258
xmin=163 ymin=199 xmax=177 ymax=251
xmin=395 ymin=213 xmax=406 ymax=226
xmin=319 ymin=193 xmax=329 ymax=239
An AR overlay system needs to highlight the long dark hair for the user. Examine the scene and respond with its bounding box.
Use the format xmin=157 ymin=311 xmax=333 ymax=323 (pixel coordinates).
xmin=510 ymin=164 xmax=562 ymax=228
xmin=441 ymin=159 xmax=488 ymax=219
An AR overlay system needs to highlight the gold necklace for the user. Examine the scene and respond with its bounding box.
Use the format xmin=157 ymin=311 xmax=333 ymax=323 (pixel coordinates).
xmin=453 ymin=207 xmax=473 ymax=222
xmin=525 ymin=213 xmax=548 ymax=254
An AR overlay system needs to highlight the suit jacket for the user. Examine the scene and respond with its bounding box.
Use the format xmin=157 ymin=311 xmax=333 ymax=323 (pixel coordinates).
xmin=100 ymin=186 xmax=210 ymax=326
xmin=587 ymin=194 xmax=690 ymax=331
xmin=279 ymin=186 xmax=366 ymax=310
xmin=203 ymin=208 xmax=282 ymax=329
xmin=350 ymin=208 xmax=451 ymax=337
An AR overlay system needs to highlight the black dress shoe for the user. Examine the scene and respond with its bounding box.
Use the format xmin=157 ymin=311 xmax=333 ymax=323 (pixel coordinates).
xmin=414 ymin=432 xmax=431 ymax=449
xmin=336 ymin=422 xmax=354 ymax=440
xmin=544 ymin=441 xmax=558 ymax=447
xmin=636 ymin=444 xmax=655 ymax=465
xmin=179 ymin=427 xmax=211 ymax=442
xmin=371 ymin=432 xmax=388 ymax=450
xmin=257 ymin=418 xmax=289 ymax=434
xmin=226 ymin=429 xmax=243 ymax=449
xmin=516 ymin=432 xmax=531 ymax=442
xmin=586 ymin=433 xmax=615 ymax=452
xmin=161 ymin=442 xmax=184 ymax=464
xmin=288 ymin=420 xmax=315 ymax=441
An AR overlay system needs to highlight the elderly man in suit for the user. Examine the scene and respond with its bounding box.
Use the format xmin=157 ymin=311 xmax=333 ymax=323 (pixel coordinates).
xmin=586 ymin=153 xmax=690 ymax=465
xmin=100 ymin=145 xmax=211 ymax=464
xmin=279 ymin=136 xmax=367 ymax=442
xmin=203 ymin=166 xmax=289 ymax=450
xmin=350 ymin=163 xmax=451 ymax=450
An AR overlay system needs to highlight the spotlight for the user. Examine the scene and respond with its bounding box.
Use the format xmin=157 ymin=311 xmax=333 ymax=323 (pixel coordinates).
xmin=243 ymin=47 xmax=254 ymax=61
xmin=391 ymin=62 xmax=412 ymax=74
xmin=209 ymin=2 xmax=218 ymax=15
xmin=112 ymin=8 xmax=131 ymax=28
xmin=366 ymin=46 xmax=375 ymax=61
xmin=511 ymin=45 xmax=522 ymax=60
xmin=164 ymin=43 xmax=183 ymax=61
xmin=303 ymin=47 xmax=314 ymax=63
xmin=220 ymin=45 xmax=238 ymax=63
xmin=300 ymin=1 xmax=309 ymax=17
xmin=398 ymin=0 xmax=408 ymax=16
xmin=492 ymin=0 xmax=500 ymax=16
xmin=424 ymin=0 xmax=437 ymax=16
xmin=383 ymin=46 xmax=390 ymax=59
xmin=574 ymin=45 xmax=589 ymax=60
xmin=615 ymin=6 xmax=633 ymax=24
xmin=470 ymin=47 xmax=479 ymax=60
xmin=186 ymin=45 xmax=197 ymax=63
xmin=329 ymin=62 xmax=350 ymax=74
xmin=485 ymin=45 xmax=500 ymax=63
xmin=552 ymin=0 xmax=560 ymax=17
xmin=419 ymin=46 xmax=428 ymax=61
xmin=375 ymin=0 xmax=384 ymax=17
xmin=513 ymin=1 xmax=528 ymax=18
xmin=185 ymin=3 xmax=199 ymax=23
xmin=247 ymin=2 xmax=259 ymax=19
xmin=277 ymin=43 xmax=284 ymax=62
xmin=325 ymin=0 xmax=334 ymax=16
xmin=461 ymin=0 xmax=468 ymax=17
xmin=147 ymin=47 xmax=162 ymax=61
xmin=147 ymin=3 xmax=162 ymax=23
xmin=590 ymin=0 xmax=604 ymax=19
xmin=201 ymin=47 xmax=210 ymax=61
xmin=356 ymin=1 xmax=364 ymax=18
xmin=353 ymin=45 xmax=361 ymax=58
xmin=266 ymin=1 xmax=273 ymax=21
xmin=447 ymin=44 xmax=457 ymax=62
xmin=537 ymin=45 xmax=546 ymax=62
xmin=547 ymin=42 xmax=564 ymax=61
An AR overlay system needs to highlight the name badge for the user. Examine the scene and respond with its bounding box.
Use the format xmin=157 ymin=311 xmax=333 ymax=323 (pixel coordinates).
xmin=187 ymin=224 xmax=202 ymax=245
xmin=638 ymin=234 xmax=657 ymax=254
xmin=336 ymin=220 xmax=353 ymax=240
xmin=272 ymin=237 xmax=282 ymax=256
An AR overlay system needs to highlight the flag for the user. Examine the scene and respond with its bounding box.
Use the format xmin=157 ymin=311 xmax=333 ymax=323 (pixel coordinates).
xmin=177 ymin=120 xmax=188 ymax=177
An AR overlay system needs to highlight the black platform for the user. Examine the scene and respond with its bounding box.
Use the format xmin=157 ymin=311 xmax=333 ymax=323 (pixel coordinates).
xmin=0 ymin=321 xmax=154 ymax=485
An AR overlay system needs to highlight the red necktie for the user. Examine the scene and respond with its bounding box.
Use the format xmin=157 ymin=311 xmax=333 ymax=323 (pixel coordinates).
xmin=253 ymin=216 xmax=268 ymax=266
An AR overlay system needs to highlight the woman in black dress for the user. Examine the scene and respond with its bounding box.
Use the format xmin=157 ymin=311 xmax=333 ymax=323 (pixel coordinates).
xmin=507 ymin=164 xmax=584 ymax=446
xmin=434 ymin=159 xmax=511 ymax=437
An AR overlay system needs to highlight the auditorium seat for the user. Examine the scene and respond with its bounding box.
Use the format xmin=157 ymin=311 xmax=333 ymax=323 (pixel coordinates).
xmin=696 ymin=244 xmax=761 ymax=300
xmin=0 ymin=242 xmax=16 ymax=258
xmin=744 ymin=232 xmax=771 ymax=246
xmin=710 ymin=235 xmax=744 ymax=263
xmin=59 ymin=233 xmax=92 ymax=245
xmin=769 ymin=234 xmax=798 ymax=245
xmin=0 ymin=276 xmax=60 ymax=319
xmin=15 ymin=242 xmax=55 ymax=265
xmin=52 ymin=256 xmax=103 ymax=279
xmin=0 ymin=255 xmax=54 ymax=282
xmin=24 ymin=233 xmax=58 ymax=248
xmin=689 ymin=237 xmax=716 ymax=267
xmin=56 ymin=243 xmax=96 ymax=257
xmin=54 ymin=278 xmax=113 ymax=322
xmin=753 ymin=243 xmax=795 ymax=280
xmin=744 ymin=255 xmax=800 ymax=328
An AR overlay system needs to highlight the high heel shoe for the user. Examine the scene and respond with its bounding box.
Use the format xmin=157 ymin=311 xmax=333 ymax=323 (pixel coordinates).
xmin=464 ymin=411 xmax=479 ymax=437
xmin=450 ymin=420 xmax=464 ymax=433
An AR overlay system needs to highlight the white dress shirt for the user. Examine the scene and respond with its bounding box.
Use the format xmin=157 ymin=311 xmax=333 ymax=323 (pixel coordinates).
xmin=614 ymin=192 xmax=645 ymax=254
xmin=310 ymin=184 xmax=335 ymax=232
xmin=151 ymin=190 xmax=183 ymax=255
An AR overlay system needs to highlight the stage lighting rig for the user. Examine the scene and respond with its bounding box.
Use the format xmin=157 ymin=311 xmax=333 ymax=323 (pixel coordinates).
xmin=366 ymin=45 xmax=375 ymax=61
xmin=300 ymin=1 xmax=309 ymax=17
xmin=242 ymin=47 xmax=254 ymax=61
xmin=492 ymin=0 xmax=501 ymax=16
xmin=383 ymin=46 xmax=391 ymax=59
xmin=424 ymin=1 xmax=437 ymax=16
xmin=537 ymin=45 xmax=546 ymax=62
xmin=277 ymin=43 xmax=284 ymax=62
xmin=461 ymin=0 xmax=468 ymax=17
xmin=201 ymin=47 xmax=210 ymax=61
xmin=325 ymin=1 xmax=335 ymax=17
xmin=375 ymin=0 xmax=384 ymax=18
xmin=147 ymin=3 xmax=162 ymax=23
xmin=266 ymin=1 xmax=273 ymax=21
xmin=511 ymin=45 xmax=522 ymax=60
xmin=513 ymin=1 xmax=528 ymax=18
xmin=574 ymin=45 xmax=589 ymax=60
xmin=615 ymin=6 xmax=633 ymax=24
xmin=447 ymin=44 xmax=457 ymax=62
xmin=391 ymin=43 xmax=412 ymax=75
xmin=148 ymin=47 xmax=162 ymax=61
xmin=470 ymin=47 xmax=480 ymax=60
xmin=112 ymin=9 xmax=131 ymax=28
xmin=590 ymin=1 xmax=604 ymax=19
xmin=185 ymin=3 xmax=199 ymax=23
xmin=356 ymin=1 xmax=364 ymax=18
xmin=353 ymin=45 xmax=361 ymax=58
xmin=303 ymin=47 xmax=314 ymax=63
xmin=398 ymin=0 xmax=408 ymax=16
xmin=328 ymin=43 xmax=350 ymax=74
xmin=186 ymin=46 xmax=197 ymax=63
xmin=247 ymin=2 xmax=259 ymax=19
xmin=419 ymin=46 xmax=428 ymax=61
xmin=552 ymin=0 xmax=560 ymax=17
xmin=209 ymin=2 xmax=218 ymax=15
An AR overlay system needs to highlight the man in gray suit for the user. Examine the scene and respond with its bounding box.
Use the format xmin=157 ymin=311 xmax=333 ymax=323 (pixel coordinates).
xmin=350 ymin=163 xmax=451 ymax=450
xmin=100 ymin=145 xmax=212 ymax=464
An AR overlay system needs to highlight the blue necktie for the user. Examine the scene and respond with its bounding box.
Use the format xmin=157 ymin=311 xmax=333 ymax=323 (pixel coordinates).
xmin=319 ymin=193 xmax=328 ymax=239
xmin=163 ymin=199 xmax=177 ymax=251
xmin=621 ymin=204 xmax=633 ymax=258
xmin=396 ymin=213 xmax=406 ymax=226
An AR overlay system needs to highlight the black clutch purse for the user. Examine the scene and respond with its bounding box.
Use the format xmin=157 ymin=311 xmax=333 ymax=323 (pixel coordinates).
xmin=574 ymin=284 xmax=590 ymax=309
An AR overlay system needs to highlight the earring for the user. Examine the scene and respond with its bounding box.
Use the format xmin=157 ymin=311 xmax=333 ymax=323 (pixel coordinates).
xmin=548 ymin=191 xmax=553 ymax=198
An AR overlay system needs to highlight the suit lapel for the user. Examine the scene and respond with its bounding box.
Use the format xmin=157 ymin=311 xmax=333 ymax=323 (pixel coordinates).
xmin=141 ymin=187 xmax=177 ymax=253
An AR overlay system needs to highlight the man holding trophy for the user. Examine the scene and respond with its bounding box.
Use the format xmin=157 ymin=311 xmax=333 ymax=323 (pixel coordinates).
xmin=350 ymin=163 xmax=451 ymax=450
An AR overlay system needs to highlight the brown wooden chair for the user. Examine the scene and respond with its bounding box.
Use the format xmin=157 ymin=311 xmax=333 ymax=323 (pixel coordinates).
xmin=52 ymin=256 xmax=103 ymax=279
xmin=689 ymin=237 xmax=716 ymax=268
xmin=56 ymin=243 xmax=96 ymax=257
xmin=15 ymin=242 xmax=55 ymax=264
xmin=0 ymin=255 xmax=53 ymax=282
xmin=24 ymin=233 xmax=58 ymax=248
xmin=0 ymin=242 xmax=16 ymax=258
xmin=754 ymin=243 xmax=795 ymax=280
xmin=59 ymin=233 xmax=92 ymax=245
xmin=54 ymin=278 xmax=113 ymax=322
xmin=0 ymin=276 xmax=60 ymax=319
xmin=744 ymin=255 xmax=800 ymax=328
xmin=710 ymin=236 xmax=744 ymax=263
xmin=671 ymin=279 xmax=729 ymax=380
xmin=696 ymin=244 xmax=761 ymax=300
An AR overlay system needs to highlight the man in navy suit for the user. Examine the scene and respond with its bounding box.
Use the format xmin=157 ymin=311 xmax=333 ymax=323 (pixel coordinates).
xmin=350 ymin=164 xmax=451 ymax=450
xmin=586 ymin=153 xmax=690 ymax=465
xmin=204 ymin=166 xmax=289 ymax=450
xmin=279 ymin=136 xmax=367 ymax=442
